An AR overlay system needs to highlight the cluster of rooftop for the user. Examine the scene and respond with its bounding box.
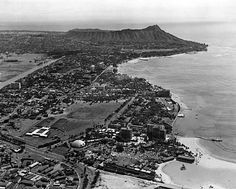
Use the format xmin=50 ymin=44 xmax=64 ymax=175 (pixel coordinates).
xmin=0 ymin=38 xmax=200 ymax=189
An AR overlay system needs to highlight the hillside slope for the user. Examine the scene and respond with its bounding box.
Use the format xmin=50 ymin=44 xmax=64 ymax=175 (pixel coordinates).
xmin=66 ymin=25 xmax=207 ymax=49
xmin=67 ymin=25 xmax=183 ymax=42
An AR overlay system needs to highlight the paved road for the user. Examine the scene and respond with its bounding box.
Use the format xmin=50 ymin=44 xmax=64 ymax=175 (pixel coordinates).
xmin=24 ymin=144 xmax=64 ymax=161
xmin=0 ymin=59 xmax=112 ymax=189
xmin=104 ymin=95 xmax=137 ymax=127
xmin=92 ymin=65 xmax=112 ymax=83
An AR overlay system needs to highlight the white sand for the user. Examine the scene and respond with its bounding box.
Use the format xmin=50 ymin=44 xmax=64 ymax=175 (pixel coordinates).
xmin=161 ymin=137 xmax=236 ymax=189
xmin=95 ymin=138 xmax=236 ymax=189
xmin=155 ymin=162 xmax=174 ymax=184
xmin=95 ymin=171 xmax=185 ymax=189
xmin=161 ymin=92 xmax=236 ymax=189
xmin=178 ymin=137 xmax=236 ymax=170
xmin=95 ymin=172 xmax=158 ymax=189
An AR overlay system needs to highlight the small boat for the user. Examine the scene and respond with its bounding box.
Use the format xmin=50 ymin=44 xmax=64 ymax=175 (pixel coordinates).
xmin=180 ymin=164 xmax=186 ymax=170
xmin=177 ymin=113 xmax=185 ymax=118
xmin=211 ymin=138 xmax=223 ymax=142
xmin=139 ymin=58 xmax=149 ymax=61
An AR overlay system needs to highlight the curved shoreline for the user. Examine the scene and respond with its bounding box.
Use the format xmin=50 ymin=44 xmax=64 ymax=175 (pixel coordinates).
xmin=198 ymin=140 xmax=236 ymax=164
xmin=119 ymin=56 xmax=236 ymax=164
xmin=118 ymin=56 xmax=236 ymax=189
xmin=161 ymin=137 xmax=236 ymax=189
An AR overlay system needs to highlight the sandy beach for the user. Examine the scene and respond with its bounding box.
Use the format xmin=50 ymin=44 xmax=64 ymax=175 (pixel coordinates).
xmin=162 ymin=137 xmax=236 ymax=189
xmin=94 ymin=172 xmax=158 ymax=189
xmin=117 ymin=22 xmax=236 ymax=189
xmin=118 ymin=45 xmax=236 ymax=164
xmin=95 ymin=171 xmax=184 ymax=189
xmin=160 ymin=92 xmax=236 ymax=189
xmin=117 ymin=51 xmax=236 ymax=189
xmin=94 ymin=137 xmax=236 ymax=189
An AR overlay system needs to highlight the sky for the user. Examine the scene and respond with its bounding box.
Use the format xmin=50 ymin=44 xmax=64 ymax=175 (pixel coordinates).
xmin=0 ymin=0 xmax=235 ymax=30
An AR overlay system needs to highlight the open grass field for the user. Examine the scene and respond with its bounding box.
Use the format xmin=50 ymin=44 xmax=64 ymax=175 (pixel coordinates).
xmin=66 ymin=101 xmax=121 ymax=122
xmin=51 ymin=101 xmax=121 ymax=135
xmin=49 ymin=101 xmax=122 ymax=135
xmin=19 ymin=101 xmax=122 ymax=146
xmin=0 ymin=53 xmax=44 ymax=82
xmin=51 ymin=118 xmax=91 ymax=135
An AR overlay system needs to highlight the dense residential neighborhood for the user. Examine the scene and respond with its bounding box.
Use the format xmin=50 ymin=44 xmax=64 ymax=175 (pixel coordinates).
xmin=0 ymin=24 xmax=207 ymax=189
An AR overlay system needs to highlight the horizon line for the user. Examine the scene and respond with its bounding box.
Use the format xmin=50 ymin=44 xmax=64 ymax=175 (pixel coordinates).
xmin=0 ymin=20 xmax=233 ymax=32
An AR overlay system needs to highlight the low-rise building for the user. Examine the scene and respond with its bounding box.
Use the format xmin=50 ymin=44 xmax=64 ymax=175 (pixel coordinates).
xmin=26 ymin=127 xmax=50 ymax=138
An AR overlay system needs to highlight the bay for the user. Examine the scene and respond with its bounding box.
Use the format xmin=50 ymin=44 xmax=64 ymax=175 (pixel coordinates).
xmin=118 ymin=22 xmax=236 ymax=161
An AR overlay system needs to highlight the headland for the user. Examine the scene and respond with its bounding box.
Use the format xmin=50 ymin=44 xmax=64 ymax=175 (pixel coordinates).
xmin=117 ymin=54 xmax=236 ymax=189
xmin=0 ymin=25 xmax=208 ymax=189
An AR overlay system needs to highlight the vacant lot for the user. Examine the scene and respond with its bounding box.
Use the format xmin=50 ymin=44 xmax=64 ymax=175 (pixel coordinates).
xmin=0 ymin=53 xmax=45 ymax=82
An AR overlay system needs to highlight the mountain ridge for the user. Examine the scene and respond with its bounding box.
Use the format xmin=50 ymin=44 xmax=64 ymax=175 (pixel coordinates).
xmin=67 ymin=24 xmax=184 ymax=43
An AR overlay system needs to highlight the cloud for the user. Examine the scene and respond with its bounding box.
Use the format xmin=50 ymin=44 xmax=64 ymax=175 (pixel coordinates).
xmin=0 ymin=0 xmax=235 ymax=23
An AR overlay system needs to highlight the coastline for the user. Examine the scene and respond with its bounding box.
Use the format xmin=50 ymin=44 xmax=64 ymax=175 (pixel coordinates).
xmin=164 ymin=94 xmax=236 ymax=188
xmin=170 ymin=92 xmax=188 ymax=111
xmin=198 ymin=139 xmax=236 ymax=164
xmin=121 ymin=52 xmax=190 ymax=66
xmin=162 ymin=96 xmax=236 ymax=189
xmin=158 ymin=91 xmax=236 ymax=189
xmin=180 ymin=137 xmax=236 ymax=170
xmin=155 ymin=162 xmax=174 ymax=185
xmin=120 ymin=49 xmax=199 ymax=68
xmin=161 ymin=137 xmax=236 ymax=189
xmin=2 ymin=49 xmax=235 ymax=188
xmin=118 ymin=56 xmax=236 ymax=189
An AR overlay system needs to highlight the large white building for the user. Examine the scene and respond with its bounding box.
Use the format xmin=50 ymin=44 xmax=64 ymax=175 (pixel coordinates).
xmin=26 ymin=127 xmax=50 ymax=138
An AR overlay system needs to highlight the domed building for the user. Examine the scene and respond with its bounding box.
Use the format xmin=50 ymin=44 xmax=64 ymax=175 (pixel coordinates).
xmin=70 ymin=140 xmax=85 ymax=148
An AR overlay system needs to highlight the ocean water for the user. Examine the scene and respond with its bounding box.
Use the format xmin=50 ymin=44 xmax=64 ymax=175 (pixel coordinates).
xmin=118 ymin=22 xmax=236 ymax=161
